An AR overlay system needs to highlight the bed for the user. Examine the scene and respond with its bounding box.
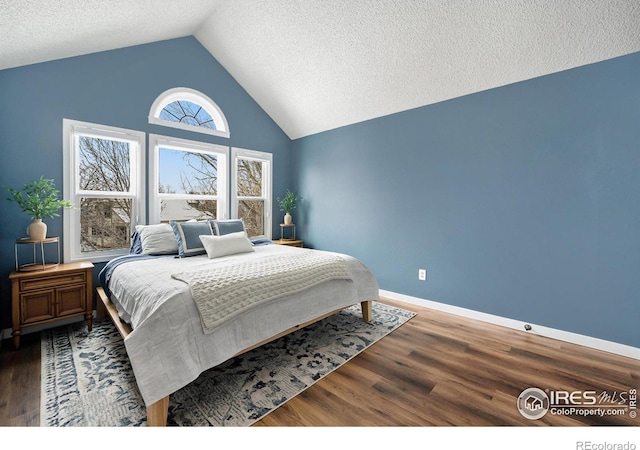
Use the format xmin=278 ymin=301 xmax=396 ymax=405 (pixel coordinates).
xmin=96 ymin=219 xmax=379 ymax=426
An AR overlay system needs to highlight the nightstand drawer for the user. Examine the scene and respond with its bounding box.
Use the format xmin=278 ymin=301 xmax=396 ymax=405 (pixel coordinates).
xmin=19 ymin=271 xmax=87 ymax=291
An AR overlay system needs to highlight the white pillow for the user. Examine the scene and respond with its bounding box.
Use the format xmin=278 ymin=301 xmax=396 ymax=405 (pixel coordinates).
xmin=135 ymin=223 xmax=179 ymax=255
xmin=200 ymin=232 xmax=254 ymax=259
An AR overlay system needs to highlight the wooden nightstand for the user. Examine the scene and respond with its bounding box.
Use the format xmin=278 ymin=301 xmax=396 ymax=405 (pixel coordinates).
xmin=10 ymin=261 xmax=94 ymax=350
xmin=273 ymin=239 xmax=304 ymax=248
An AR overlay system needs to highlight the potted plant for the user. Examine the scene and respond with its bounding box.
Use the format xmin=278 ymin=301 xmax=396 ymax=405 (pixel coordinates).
xmin=277 ymin=189 xmax=299 ymax=225
xmin=4 ymin=176 xmax=73 ymax=240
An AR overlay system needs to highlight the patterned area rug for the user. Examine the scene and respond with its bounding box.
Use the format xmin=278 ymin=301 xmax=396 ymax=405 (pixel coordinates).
xmin=41 ymin=301 xmax=415 ymax=426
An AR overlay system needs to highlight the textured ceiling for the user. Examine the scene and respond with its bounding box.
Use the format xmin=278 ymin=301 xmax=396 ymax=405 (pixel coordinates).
xmin=2 ymin=1 xmax=640 ymax=139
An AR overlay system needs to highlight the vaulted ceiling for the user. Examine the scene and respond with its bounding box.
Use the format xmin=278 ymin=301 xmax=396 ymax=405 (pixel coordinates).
xmin=2 ymin=0 xmax=639 ymax=139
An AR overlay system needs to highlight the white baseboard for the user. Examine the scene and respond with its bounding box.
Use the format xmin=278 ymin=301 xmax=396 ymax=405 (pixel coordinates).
xmin=379 ymin=289 xmax=640 ymax=361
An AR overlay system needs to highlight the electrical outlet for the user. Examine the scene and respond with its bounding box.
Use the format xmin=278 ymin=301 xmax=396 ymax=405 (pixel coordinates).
xmin=418 ymin=269 xmax=426 ymax=281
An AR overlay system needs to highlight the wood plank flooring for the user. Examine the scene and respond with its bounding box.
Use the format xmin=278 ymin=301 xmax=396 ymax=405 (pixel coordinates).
xmin=1 ymin=297 xmax=638 ymax=427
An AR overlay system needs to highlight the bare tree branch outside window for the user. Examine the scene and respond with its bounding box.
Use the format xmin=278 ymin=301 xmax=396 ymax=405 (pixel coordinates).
xmin=237 ymin=159 xmax=264 ymax=237
xmin=157 ymin=148 xmax=219 ymax=222
xmin=160 ymin=100 xmax=216 ymax=130
xmin=78 ymin=136 xmax=131 ymax=252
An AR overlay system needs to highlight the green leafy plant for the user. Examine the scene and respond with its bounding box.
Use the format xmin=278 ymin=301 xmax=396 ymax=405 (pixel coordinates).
xmin=277 ymin=189 xmax=299 ymax=213
xmin=4 ymin=176 xmax=72 ymax=219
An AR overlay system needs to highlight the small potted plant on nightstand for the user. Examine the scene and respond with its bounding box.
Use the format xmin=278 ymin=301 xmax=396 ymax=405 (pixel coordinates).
xmin=4 ymin=176 xmax=73 ymax=240
xmin=277 ymin=189 xmax=299 ymax=225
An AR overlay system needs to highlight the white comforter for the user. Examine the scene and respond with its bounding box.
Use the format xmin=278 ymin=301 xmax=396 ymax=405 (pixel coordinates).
xmin=105 ymin=244 xmax=379 ymax=406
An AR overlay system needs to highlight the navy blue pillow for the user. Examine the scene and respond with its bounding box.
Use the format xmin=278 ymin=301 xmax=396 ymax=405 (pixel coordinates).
xmin=170 ymin=221 xmax=213 ymax=257
xmin=209 ymin=219 xmax=246 ymax=236
xmin=130 ymin=230 xmax=143 ymax=254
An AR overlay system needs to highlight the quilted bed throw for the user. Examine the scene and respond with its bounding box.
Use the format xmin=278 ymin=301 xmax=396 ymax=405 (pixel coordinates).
xmin=171 ymin=251 xmax=353 ymax=333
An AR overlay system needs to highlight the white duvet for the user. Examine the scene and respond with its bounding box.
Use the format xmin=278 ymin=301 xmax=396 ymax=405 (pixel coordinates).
xmin=105 ymin=244 xmax=379 ymax=406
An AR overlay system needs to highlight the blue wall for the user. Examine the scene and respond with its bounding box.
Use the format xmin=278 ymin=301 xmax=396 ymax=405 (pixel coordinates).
xmin=0 ymin=37 xmax=292 ymax=329
xmin=292 ymin=52 xmax=640 ymax=348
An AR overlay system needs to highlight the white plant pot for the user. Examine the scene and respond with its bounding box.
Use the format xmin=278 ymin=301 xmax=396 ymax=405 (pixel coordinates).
xmin=27 ymin=218 xmax=47 ymax=240
xmin=284 ymin=212 xmax=292 ymax=225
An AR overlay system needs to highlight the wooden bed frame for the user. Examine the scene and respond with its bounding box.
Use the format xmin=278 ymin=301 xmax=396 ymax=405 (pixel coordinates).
xmin=96 ymin=286 xmax=373 ymax=426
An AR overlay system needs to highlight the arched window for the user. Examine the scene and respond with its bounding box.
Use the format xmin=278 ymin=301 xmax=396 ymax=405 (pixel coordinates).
xmin=149 ymin=87 xmax=230 ymax=138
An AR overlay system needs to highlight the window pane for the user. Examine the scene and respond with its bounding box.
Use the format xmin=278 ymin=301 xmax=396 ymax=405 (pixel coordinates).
xmin=237 ymin=159 xmax=262 ymax=197
xmin=160 ymin=198 xmax=217 ymax=223
xmin=159 ymin=100 xmax=216 ymax=130
xmin=239 ymin=200 xmax=264 ymax=237
xmin=80 ymin=198 xmax=131 ymax=252
xmin=79 ymin=136 xmax=130 ymax=192
xmin=159 ymin=148 xmax=217 ymax=195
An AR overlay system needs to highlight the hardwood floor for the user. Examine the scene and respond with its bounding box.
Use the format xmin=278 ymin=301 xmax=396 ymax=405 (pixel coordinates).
xmin=1 ymin=297 xmax=638 ymax=427
xmin=0 ymin=331 xmax=40 ymax=426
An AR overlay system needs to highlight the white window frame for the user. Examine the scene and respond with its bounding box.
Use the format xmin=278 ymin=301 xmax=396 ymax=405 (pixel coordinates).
xmin=148 ymin=134 xmax=228 ymax=224
xmin=148 ymin=87 xmax=230 ymax=138
xmin=231 ymin=147 xmax=273 ymax=239
xmin=63 ymin=119 xmax=146 ymax=263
